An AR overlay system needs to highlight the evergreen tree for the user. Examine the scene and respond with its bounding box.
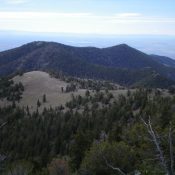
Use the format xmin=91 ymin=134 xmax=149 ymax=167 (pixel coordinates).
xmin=37 ymin=99 xmax=41 ymax=107
xmin=43 ymin=94 xmax=47 ymax=103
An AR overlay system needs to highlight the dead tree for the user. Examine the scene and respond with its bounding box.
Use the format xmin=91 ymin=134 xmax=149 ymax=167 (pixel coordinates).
xmin=0 ymin=122 xmax=8 ymax=129
xmin=103 ymin=156 xmax=126 ymax=175
xmin=169 ymin=123 xmax=174 ymax=175
xmin=141 ymin=116 xmax=174 ymax=175
xmin=0 ymin=155 xmax=6 ymax=162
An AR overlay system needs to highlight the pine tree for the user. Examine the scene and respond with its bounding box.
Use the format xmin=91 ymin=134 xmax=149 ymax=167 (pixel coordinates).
xmin=43 ymin=94 xmax=46 ymax=103
xmin=26 ymin=105 xmax=30 ymax=115
xmin=85 ymin=90 xmax=90 ymax=97
xmin=61 ymin=87 xmax=64 ymax=93
xmin=37 ymin=99 xmax=41 ymax=107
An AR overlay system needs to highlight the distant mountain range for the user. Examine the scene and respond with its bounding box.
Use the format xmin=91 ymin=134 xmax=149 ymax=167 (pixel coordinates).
xmin=0 ymin=41 xmax=175 ymax=88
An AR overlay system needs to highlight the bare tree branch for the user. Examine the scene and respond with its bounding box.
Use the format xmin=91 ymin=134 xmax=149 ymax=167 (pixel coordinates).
xmin=103 ymin=156 xmax=126 ymax=175
xmin=141 ymin=116 xmax=170 ymax=175
xmin=0 ymin=122 xmax=8 ymax=129
xmin=169 ymin=123 xmax=174 ymax=175
xmin=0 ymin=154 xmax=6 ymax=162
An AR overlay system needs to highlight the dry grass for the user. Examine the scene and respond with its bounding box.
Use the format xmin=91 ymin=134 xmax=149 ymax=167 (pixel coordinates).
xmin=8 ymin=71 xmax=87 ymax=112
xmin=0 ymin=71 xmax=135 ymax=112
xmin=2 ymin=71 xmax=165 ymax=113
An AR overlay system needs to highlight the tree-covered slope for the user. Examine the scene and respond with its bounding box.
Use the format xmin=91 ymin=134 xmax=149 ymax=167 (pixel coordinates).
xmin=0 ymin=41 xmax=175 ymax=88
xmin=151 ymin=54 xmax=175 ymax=68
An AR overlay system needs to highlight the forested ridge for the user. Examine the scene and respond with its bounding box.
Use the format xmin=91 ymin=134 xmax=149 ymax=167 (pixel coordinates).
xmin=1 ymin=88 xmax=175 ymax=174
xmin=1 ymin=42 xmax=175 ymax=88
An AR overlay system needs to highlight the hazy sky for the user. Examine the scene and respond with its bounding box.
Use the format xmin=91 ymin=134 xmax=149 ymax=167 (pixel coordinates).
xmin=0 ymin=0 xmax=175 ymax=35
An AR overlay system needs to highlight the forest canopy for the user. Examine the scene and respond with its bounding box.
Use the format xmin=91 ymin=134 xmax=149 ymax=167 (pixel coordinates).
xmin=0 ymin=88 xmax=175 ymax=174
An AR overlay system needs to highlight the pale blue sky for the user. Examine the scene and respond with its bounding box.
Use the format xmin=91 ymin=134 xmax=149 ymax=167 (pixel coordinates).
xmin=0 ymin=0 xmax=175 ymax=35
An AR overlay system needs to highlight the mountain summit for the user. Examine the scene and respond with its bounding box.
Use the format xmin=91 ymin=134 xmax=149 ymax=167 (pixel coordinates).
xmin=0 ymin=41 xmax=175 ymax=88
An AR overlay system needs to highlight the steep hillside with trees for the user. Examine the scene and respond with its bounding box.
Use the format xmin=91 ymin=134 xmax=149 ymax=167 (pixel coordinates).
xmin=0 ymin=41 xmax=175 ymax=88
xmin=0 ymin=89 xmax=175 ymax=174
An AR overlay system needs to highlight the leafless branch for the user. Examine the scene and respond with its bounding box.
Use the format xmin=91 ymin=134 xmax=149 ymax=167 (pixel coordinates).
xmin=0 ymin=154 xmax=6 ymax=162
xmin=141 ymin=116 xmax=169 ymax=175
xmin=169 ymin=123 xmax=174 ymax=175
xmin=0 ymin=122 xmax=8 ymax=129
xmin=103 ymin=156 xmax=126 ymax=175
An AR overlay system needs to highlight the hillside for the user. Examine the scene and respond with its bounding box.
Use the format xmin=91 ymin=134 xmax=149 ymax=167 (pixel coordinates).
xmin=0 ymin=71 xmax=132 ymax=111
xmin=1 ymin=84 xmax=175 ymax=175
xmin=0 ymin=71 xmax=86 ymax=111
xmin=0 ymin=41 xmax=175 ymax=88
xmin=151 ymin=54 xmax=175 ymax=68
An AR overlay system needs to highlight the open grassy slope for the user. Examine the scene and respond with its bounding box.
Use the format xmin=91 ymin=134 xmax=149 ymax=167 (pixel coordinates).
xmin=0 ymin=71 xmax=131 ymax=111
xmin=0 ymin=71 xmax=86 ymax=111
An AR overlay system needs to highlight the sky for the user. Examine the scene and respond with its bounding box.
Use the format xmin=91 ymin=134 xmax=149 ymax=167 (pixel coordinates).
xmin=0 ymin=0 xmax=175 ymax=35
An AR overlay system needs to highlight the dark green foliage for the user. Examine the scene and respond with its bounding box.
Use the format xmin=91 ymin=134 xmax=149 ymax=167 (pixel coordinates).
xmin=61 ymin=87 xmax=64 ymax=93
xmin=70 ymin=131 xmax=93 ymax=170
xmin=168 ymin=86 xmax=175 ymax=94
xmin=0 ymin=41 xmax=175 ymax=88
xmin=43 ymin=94 xmax=46 ymax=103
xmin=0 ymin=89 xmax=175 ymax=174
xmin=151 ymin=55 xmax=175 ymax=68
xmin=37 ymin=99 xmax=41 ymax=107
xmin=0 ymin=78 xmax=24 ymax=102
xmin=80 ymin=141 xmax=137 ymax=175
xmin=85 ymin=90 xmax=90 ymax=97
xmin=65 ymin=83 xmax=77 ymax=92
